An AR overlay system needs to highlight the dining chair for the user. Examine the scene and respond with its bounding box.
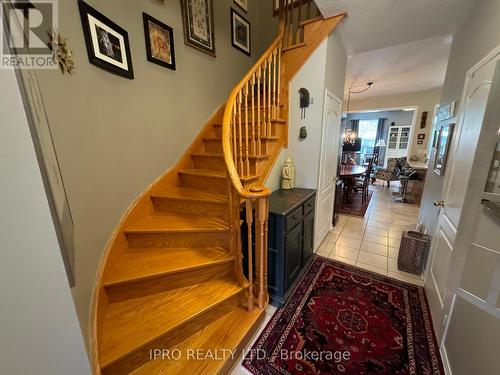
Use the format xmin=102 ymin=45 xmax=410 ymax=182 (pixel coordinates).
xmin=355 ymin=157 xmax=374 ymax=203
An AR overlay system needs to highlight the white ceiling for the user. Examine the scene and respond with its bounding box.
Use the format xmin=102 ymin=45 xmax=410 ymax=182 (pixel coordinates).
xmin=315 ymin=0 xmax=477 ymax=98
xmin=345 ymin=36 xmax=452 ymax=98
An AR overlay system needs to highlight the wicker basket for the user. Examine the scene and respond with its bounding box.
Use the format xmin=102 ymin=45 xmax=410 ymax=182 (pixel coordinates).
xmin=397 ymin=231 xmax=431 ymax=275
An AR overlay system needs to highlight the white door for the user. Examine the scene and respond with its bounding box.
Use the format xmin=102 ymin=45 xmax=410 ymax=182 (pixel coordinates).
xmin=424 ymin=51 xmax=500 ymax=374
xmin=442 ymin=59 xmax=500 ymax=375
xmin=314 ymin=90 xmax=342 ymax=248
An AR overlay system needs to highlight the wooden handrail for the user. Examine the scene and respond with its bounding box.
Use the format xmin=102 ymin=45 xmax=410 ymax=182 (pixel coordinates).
xmin=221 ymin=33 xmax=284 ymax=199
xmin=221 ymin=0 xmax=325 ymax=313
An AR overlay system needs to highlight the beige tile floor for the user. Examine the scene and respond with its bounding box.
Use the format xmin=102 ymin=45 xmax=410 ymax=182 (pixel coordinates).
xmin=230 ymin=183 xmax=424 ymax=374
xmin=316 ymin=182 xmax=424 ymax=286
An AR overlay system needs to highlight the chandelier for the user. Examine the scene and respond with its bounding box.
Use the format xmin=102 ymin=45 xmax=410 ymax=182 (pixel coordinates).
xmin=343 ymin=128 xmax=357 ymax=145
xmin=343 ymin=81 xmax=374 ymax=145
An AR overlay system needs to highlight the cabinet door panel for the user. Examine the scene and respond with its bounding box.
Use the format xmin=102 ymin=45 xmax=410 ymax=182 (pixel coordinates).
xmin=285 ymin=222 xmax=303 ymax=291
xmin=303 ymin=211 xmax=314 ymax=264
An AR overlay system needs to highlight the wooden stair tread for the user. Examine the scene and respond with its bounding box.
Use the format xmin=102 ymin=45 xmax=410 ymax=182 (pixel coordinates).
xmin=178 ymin=168 xmax=226 ymax=178
xmin=150 ymin=187 xmax=226 ymax=203
xmin=203 ymin=135 xmax=279 ymax=141
xmin=125 ymin=213 xmax=228 ymax=234
xmin=283 ymin=42 xmax=306 ymax=51
xmin=179 ymin=168 xmax=260 ymax=182
xmin=299 ymin=15 xmax=323 ymax=26
xmin=100 ymin=278 xmax=246 ymax=367
xmin=130 ymin=306 xmax=266 ymax=375
xmin=192 ymin=152 xmax=269 ymax=160
xmin=104 ymin=247 xmax=233 ymax=287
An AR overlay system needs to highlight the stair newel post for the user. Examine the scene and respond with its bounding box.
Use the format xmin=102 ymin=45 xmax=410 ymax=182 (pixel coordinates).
xmin=237 ymin=90 xmax=244 ymax=176
xmin=297 ymin=0 xmax=303 ymax=43
xmin=283 ymin=0 xmax=288 ymax=46
xmin=267 ymin=55 xmax=272 ymax=137
xmin=251 ymin=74 xmax=256 ymax=156
xmin=245 ymin=199 xmax=254 ymax=312
xmin=278 ymin=0 xmax=285 ymax=34
xmin=256 ymin=66 xmax=262 ymax=156
xmin=244 ymin=82 xmax=250 ymax=176
xmin=255 ymin=195 xmax=269 ymax=309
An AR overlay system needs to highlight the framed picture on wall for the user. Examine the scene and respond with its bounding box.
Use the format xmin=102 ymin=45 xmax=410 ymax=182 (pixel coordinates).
xmin=434 ymin=123 xmax=455 ymax=176
xmin=233 ymin=0 xmax=248 ymax=12
xmin=231 ymin=8 xmax=251 ymax=56
xmin=417 ymin=133 xmax=425 ymax=140
xmin=143 ymin=13 xmax=176 ymax=70
xmin=78 ymin=0 xmax=134 ymax=79
xmin=180 ymin=0 xmax=216 ymax=56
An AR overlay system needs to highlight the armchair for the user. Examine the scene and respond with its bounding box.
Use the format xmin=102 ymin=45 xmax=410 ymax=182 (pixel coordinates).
xmin=374 ymin=158 xmax=400 ymax=187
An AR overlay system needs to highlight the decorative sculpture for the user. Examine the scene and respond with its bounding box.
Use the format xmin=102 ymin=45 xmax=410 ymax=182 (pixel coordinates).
xmin=299 ymin=126 xmax=307 ymax=140
xmin=299 ymin=88 xmax=310 ymax=119
xmin=47 ymin=29 xmax=75 ymax=74
xmin=281 ymin=156 xmax=295 ymax=190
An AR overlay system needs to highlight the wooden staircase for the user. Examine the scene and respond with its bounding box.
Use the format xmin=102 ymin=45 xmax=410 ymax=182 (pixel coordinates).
xmin=90 ymin=3 xmax=345 ymax=374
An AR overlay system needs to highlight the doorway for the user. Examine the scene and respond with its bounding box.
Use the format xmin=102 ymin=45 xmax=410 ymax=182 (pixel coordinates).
xmin=345 ymin=108 xmax=417 ymax=167
xmin=314 ymin=90 xmax=342 ymax=248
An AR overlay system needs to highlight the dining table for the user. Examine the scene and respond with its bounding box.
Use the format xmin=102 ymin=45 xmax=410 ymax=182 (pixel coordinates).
xmin=339 ymin=165 xmax=367 ymax=203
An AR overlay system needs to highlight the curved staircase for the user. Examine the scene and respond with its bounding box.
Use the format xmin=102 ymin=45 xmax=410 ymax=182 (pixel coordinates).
xmin=90 ymin=5 xmax=345 ymax=374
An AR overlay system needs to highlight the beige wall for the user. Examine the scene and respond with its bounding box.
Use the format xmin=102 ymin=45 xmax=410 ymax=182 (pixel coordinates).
xmin=420 ymin=0 xmax=500 ymax=234
xmin=34 ymin=0 xmax=277 ymax=346
xmin=348 ymin=87 xmax=442 ymax=160
xmin=440 ymin=0 xmax=500 ymax=105
xmin=267 ymin=32 xmax=348 ymax=191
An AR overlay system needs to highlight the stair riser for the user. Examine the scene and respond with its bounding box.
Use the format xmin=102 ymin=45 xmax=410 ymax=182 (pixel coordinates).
xmin=105 ymin=261 xmax=234 ymax=303
xmin=101 ymin=294 xmax=243 ymax=375
xmin=179 ymin=173 xmax=227 ymax=193
xmin=192 ymin=155 xmax=227 ymax=172
xmin=204 ymin=139 xmax=270 ymax=154
xmin=193 ymin=155 xmax=258 ymax=175
xmin=151 ymin=197 xmax=229 ymax=220
xmin=126 ymin=231 xmax=229 ymax=249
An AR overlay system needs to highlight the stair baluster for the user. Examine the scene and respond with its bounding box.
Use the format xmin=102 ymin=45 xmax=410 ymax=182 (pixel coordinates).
xmin=256 ymin=67 xmax=262 ymax=156
xmin=267 ymin=56 xmax=272 ymax=137
xmin=244 ymin=82 xmax=250 ymax=176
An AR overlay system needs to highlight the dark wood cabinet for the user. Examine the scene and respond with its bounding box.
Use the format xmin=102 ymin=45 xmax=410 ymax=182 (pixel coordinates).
xmin=267 ymin=188 xmax=316 ymax=304
xmin=285 ymin=222 xmax=303 ymax=291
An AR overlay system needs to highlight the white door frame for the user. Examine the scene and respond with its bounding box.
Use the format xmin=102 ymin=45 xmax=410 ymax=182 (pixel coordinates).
xmin=346 ymin=105 xmax=419 ymax=165
xmin=314 ymin=89 xmax=342 ymax=248
xmin=424 ymin=43 xmax=500 ymax=373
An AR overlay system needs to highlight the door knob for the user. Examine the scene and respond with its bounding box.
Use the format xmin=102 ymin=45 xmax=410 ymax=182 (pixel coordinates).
xmin=433 ymin=200 xmax=446 ymax=207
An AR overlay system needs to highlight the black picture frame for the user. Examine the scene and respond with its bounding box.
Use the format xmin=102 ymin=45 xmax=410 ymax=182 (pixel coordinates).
xmin=180 ymin=0 xmax=216 ymax=57
xmin=417 ymin=133 xmax=425 ymax=140
xmin=233 ymin=0 xmax=248 ymax=12
xmin=143 ymin=13 xmax=176 ymax=71
xmin=78 ymin=0 xmax=134 ymax=79
xmin=231 ymin=8 xmax=251 ymax=56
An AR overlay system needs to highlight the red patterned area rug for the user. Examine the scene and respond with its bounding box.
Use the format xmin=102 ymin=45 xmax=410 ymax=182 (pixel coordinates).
xmin=336 ymin=189 xmax=373 ymax=218
xmin=243 ymin=256 xmax=444 ymax=375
